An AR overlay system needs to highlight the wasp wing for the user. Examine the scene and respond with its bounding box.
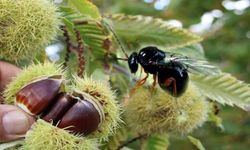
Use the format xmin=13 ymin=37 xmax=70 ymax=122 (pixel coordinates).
xmin=164 ymin=52 xmax=221 ymax=75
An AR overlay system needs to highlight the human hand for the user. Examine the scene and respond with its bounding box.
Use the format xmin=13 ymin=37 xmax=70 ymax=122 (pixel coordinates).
xmin=0 ymin=61 xmax=35 ymax=142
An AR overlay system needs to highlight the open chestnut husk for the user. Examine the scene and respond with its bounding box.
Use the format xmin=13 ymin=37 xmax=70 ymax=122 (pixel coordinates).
xmin=16 ymin=76 xmax=64 ymax=115
xmin=15 ymin=76 xmax=106 ymax=136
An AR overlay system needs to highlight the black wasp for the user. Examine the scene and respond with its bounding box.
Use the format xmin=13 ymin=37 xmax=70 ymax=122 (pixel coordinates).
xmin=124 ymin=46 xmax=219 ymax=97
xmin=103 ymin=20 xmax=219 ymax=97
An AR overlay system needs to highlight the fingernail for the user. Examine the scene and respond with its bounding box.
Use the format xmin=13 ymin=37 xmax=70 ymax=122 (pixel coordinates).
xmin=2 ymin=110 xmax=30 ymax=135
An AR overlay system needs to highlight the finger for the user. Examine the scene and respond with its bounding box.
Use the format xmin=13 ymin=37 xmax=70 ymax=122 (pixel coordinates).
xmin=0 ymin=61 xmax=21 ymax=92
xmin=0 ymin=105 xmax=35 ymax=142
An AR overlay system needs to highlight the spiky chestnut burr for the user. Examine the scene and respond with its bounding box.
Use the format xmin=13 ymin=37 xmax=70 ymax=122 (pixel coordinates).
xmin=22 ymin=119 xmax=99 ymax=150
xmin=3 ymin=62 xmax=121 ymax=143
xmin=1 ymin=62 xmax=119 ymax=149
xmin=0 ymin=0 xmax=60 ymax=63
xmin=124 ymin=83 xmax=208 ymax=135
xmin=72 ymin=77 xmax=122 ymax=141
xmin=3 ymin=62 xmax=65 ymax=104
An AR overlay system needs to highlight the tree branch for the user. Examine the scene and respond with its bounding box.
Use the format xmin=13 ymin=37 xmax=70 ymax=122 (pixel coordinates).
xmin=116 ymin=134 xmax=147 ymax=150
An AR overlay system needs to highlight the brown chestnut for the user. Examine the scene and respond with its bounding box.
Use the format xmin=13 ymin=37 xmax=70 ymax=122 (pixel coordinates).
xmin=57 ymin=93 xmax=104 ymax=135
xmin=41 ymin=93 xmax=77 ymax=124
xmin=16 ymin=77 xmax=64 ymax=115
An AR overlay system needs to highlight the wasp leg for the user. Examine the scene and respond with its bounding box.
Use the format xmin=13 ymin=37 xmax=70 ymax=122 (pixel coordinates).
xmin=164 ymin=77 xmax=177 ymax=97
xmin=130 ymin=73 xmax=149 ymax=95
xmin=137 ymin=73 xmax=149 ymax=86
xmin=150 ymin=74 xmax=157 ymax=93
xmin=153 ymin=74 xmax=157 ymax=87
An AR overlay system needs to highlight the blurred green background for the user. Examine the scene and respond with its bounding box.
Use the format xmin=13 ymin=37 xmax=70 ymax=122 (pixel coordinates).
xmin=93 ymin=0 xmax=250 ymax=149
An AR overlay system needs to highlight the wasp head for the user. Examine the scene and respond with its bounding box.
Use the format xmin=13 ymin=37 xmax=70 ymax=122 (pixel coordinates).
xmin=128 ymin=52 xmax=139 ymax=73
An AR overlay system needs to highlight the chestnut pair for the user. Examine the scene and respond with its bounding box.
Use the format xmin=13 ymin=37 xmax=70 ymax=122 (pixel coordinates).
xmin=16 ymin=76 xmax=104 ymax=135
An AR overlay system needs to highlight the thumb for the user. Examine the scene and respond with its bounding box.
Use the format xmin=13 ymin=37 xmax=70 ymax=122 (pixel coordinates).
xmin=0 ymin=105 xmax=35 ymax=142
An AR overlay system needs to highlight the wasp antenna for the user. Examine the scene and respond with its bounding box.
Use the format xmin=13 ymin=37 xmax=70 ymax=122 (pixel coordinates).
xmin=102 ymin=19 xmax=129 ymax=59
xmin=116 ymin=57 xmax=128 ymax=61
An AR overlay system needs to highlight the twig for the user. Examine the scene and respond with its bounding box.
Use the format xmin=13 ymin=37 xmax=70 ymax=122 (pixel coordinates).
xmin=74 ymin=20 xmax=88 ymax=25
xmin=116 ymin=134 xmax=147 ymax=150
xmin=111 ymin=63 xmax=138 ymax=82
xmin=61 ymin=26 xmax=72 ymax=68
xmin=111 ymin=63 xmax=130 ymax=76
xmin=74 ymin=29 xmax=85 ymax=78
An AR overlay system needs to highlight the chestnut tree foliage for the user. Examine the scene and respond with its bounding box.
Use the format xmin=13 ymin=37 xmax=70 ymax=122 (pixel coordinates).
xmin=1 ymin=0 xmax=250 ymax=149
xmin=57 ymin=1 xmax=250 ymax=149
xmin=61 ymin=0 xmax=250 ymax=109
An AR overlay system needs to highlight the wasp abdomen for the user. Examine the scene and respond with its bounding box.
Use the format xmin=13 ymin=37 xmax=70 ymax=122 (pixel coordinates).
xmin=158 ymin=62 xmax=189 ymax=97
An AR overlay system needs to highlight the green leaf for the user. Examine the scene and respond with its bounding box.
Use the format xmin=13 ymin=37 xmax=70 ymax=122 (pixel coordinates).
xmin=109 ymin=14 xmax=202 ymax=50
xmin=59 ymin=6 xmax=111 ymax=74
xmin=74 ymin=19 xmax=112 ymax=57
xmin=187 ymin=136 xmax=206 ymax=150
xmin=191 ymin=73 xmax=250 ymax=111
xmin=68 ymin=0 xmax=101 ymax=19
xmin=61 ymin=17 xmax=74 ymax=32
xmin=171 ymin=44 xmax=206 ymax=59
xmin=146 ymin=134 xmax=169 ymax=150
